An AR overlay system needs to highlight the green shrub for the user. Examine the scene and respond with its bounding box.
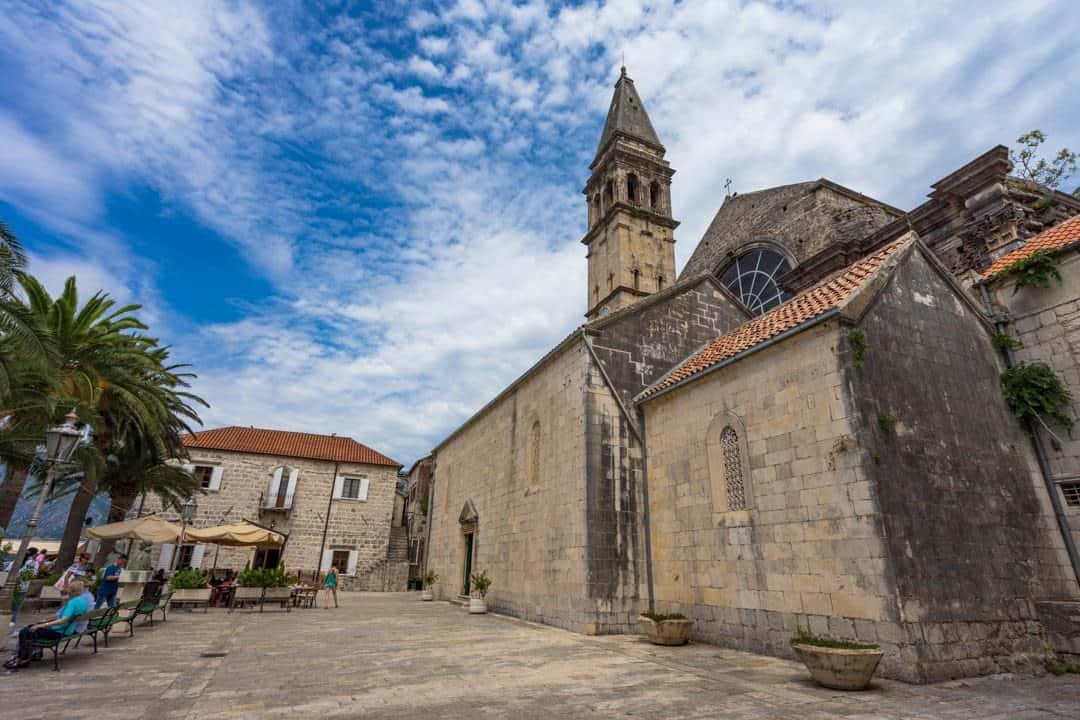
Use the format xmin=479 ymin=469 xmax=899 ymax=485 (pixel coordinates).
xmin=1046 ymin=658 xmax=1080 ymax=675
xmin=419 ymin=569 xmax=438 ymax=585
xmin=469 ymin=570 xmax=492 ymax=598
xmin=1001 ymin=362 xmax=1073 ymax=428
xmin=848 ymin=329 xmax=867 ymax=368
xmin=1003 ymin=249 xmax=1062 ymax=292
xmin=237 ymin=565 xmax=291 ymax=588
xmin=991 ymin=333 xmax=1021 ymax=352
xmin=169 ymin=568 xmax=210 ymax=590
xmin=641 ymin=611 xmax=688 ymax=622
xmin=791 ymin=626 xmax=879 ymax=650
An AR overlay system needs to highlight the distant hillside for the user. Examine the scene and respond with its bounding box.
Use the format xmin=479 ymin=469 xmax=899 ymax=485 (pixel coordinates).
xmin=2 ymin=467 xmax=113 ymax=540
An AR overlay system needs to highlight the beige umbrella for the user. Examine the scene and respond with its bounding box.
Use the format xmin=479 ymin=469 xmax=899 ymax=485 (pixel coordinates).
xmin=85 ymin=514 xmax=183 ymax=544
xmin=183 ymin=521 xmax=285 ymax=548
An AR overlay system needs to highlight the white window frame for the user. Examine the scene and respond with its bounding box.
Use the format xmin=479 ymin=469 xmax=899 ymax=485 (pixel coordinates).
xmin=333 ymin=475 xmax=369 ymax=502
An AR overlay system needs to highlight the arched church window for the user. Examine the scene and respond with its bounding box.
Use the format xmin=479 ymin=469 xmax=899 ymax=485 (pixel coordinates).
xmin=627 ymin=174 xmax=639 ymax=205
xmin=632 ymin=268 xmax=640 ymax=290
xmin=604 ymin=180 xmax=614 ymax=209
xmin=657 ymin=275 xmax=664 ymax=291
xmin=720 ymin=427 xmax=746 ymax=511
xmin=649 ymin=181 xmax=661 ymax=210
xmin=719 ymin=248 xmax=793 ymax=315
xmin=593 ymin=193 xmax=601 ymax=221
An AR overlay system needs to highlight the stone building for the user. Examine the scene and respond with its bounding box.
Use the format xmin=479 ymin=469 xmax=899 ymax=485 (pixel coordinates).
xmin=424 ymin=67 xmax=1080 ymax=681
xmin=148 ymin=426 xmax=407 ymax=591
xmin=405 ymin=455 xmax=434 ymax=586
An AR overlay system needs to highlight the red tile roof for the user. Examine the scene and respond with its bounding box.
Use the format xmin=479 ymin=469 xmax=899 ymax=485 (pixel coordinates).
xmin=638 ymin=238 xmax=908 ymax=401
xmin=983 ymin=214 xmax=1080 ymax=281
xmin=182 ymin=426 xmax=400 ymax=467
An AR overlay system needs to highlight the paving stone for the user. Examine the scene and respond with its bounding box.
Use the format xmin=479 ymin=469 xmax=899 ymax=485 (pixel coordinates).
xmin=0 ymin=593 xmax=1077 ymax=719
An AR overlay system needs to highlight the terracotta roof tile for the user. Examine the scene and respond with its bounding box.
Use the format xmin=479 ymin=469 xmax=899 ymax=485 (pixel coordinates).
xmin=183 ymin=426 xmax=400 ymax=467
xmin=983 ymin=214 xmax=1080 ymax=281
xmin=639 ymin=239 xmax=908 ymax=401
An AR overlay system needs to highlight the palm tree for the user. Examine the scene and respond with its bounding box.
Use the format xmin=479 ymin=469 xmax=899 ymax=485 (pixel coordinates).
xmin=11 ymin=274 xmax=205 ymax=568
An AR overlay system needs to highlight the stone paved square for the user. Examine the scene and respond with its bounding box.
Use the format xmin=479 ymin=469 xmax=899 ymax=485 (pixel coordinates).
xmin=1 ymin=593 xmax=1078 ymax=719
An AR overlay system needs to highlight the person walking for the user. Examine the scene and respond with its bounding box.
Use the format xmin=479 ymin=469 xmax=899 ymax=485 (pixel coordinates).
xmin=4 ymin=580 xmax=89 ymax=670
xmin=95 ymin=554 xmax=126 ymax=609
xmin=322 ymin=565 xmax=339 ymax=609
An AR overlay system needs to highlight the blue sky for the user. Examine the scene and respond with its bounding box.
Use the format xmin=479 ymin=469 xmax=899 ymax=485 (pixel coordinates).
xmin=1 ymin=0 xmax=1078 ymax=466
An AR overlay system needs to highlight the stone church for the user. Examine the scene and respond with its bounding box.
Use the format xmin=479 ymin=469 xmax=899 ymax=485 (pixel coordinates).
xmin=425 ymin=67 xmax=1080 ymax=683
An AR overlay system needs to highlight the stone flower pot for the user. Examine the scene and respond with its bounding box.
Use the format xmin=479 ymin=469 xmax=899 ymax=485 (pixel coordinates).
xmin=791 ymin=643 xmax=883 ymax=690
xmin=639 ymin=615 xmax=692 ymax=646
xmin=468 ymin=597 xmax=487 ymax=614
xmin=421 ymin=589 xmax=434 ymax=601
xmin=263 ymin=587 xmax=292 ymax=601
xmin=234 ymin=586 xmax=264 ymax=602
xmin=170 ymin=587 xmax=211 ymax=603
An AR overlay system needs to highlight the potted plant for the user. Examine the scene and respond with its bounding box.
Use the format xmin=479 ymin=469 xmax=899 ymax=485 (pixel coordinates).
xmin=639 ymin=611 xmax=692 ymax=646
xmin=468 ymin=570 xmax=491 ymax=614
xmin=790 ymin=626 xmax=882 ymax=690
xmin=237 ymin=565 xmax=292 ymax=609
xmin=419 ymin=570 xmax=438 ymax=601
xmin=169 ymin=568 xmax=212 ymax=604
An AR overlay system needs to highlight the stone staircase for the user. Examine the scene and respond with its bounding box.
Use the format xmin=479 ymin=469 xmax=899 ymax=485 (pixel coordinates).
xmin=388 ymin=526 xmax=410 ymax=563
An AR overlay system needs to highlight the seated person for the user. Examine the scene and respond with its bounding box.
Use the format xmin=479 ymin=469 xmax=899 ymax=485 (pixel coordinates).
xmin=4 ymin=580 xmax=89 ymax=670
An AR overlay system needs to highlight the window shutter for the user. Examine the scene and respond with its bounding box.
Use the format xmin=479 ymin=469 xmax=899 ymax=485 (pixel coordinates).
xmin=346 ymin=550 xmax=359 ymax=576
xmin=191 ymin=544 xmax=205 ymax=569
xmin=285 ymin=468 xmax=299 ymax=508
xmin=332 ymin=476 xmax=344 ymax=499
xmin=157 ymin=544 xmax=175 ymax=571
xmin=209 ymin=466 xmax=223 ymax=491
xmin=268 ymin=467 xmax=283 ymax=504
xmin=358 ymin=477 xmax=370 ymax=502
xmin=320 ymin=549 xmax=333 ymax=572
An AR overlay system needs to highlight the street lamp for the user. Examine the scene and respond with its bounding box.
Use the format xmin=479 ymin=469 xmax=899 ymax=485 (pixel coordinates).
xmin=1 ymin=411 xmax=82 ymax=606
xmin=172 ymin=497 xmax=197 ymax=573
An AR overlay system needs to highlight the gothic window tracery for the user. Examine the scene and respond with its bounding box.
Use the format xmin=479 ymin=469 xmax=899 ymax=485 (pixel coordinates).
xmin=627 ymin=174 xmax=639 ymax=205
xmin=719 ymin=248 xmax=793 ymax=315
xmin=720 ymin=427 xmax=746 ymax=511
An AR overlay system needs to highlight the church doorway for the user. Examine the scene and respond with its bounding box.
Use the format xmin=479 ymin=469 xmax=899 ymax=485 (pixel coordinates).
xmin=459 ymin=499 xmax=479 ymax=598
xmin=462 ymin=531 xmax=474 ymax=596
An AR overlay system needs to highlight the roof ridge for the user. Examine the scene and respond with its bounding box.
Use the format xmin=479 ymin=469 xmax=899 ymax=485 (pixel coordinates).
xmin=638 ymin=236 xmax=912 ymax=401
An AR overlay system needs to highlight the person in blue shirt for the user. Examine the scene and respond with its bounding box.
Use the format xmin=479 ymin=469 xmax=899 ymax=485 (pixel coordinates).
xmin=4 ymin=580 xmax=89 ymax=670
xmin=95 ymin=554 xmax=127 ymax=609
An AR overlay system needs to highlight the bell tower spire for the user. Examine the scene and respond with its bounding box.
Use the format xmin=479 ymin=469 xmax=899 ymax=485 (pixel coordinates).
xmin=582 ymin=67 xmax=678 ymax=320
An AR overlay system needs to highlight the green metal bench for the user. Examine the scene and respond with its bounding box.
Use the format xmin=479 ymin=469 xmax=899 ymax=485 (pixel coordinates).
xmin=73 ymin=606 xmax=119 ymax=650
xmin=133 ymin=590 xmax=174 ymax=627
xmin=29 ymin=608 xmax=108 ymax=671
xmin=106 ymin=600 xmax=143 ymax=638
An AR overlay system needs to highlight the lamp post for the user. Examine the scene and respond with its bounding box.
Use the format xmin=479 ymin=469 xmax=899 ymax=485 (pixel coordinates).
xmin=1 ymin=411 xmax=82 ymax=607
xmin=172 ymin=497 xmax=197 ymax=573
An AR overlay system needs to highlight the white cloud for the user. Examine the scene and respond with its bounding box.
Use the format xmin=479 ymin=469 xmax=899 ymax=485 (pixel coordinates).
xmin=4 ymin=0 xmax=1080 ymax=465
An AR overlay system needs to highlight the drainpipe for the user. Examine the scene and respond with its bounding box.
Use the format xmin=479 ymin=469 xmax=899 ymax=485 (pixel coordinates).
xmin=639 ymin=409 xmax=656 ymax=613
xmin=981 ymin=283 xmax=1080 ymax=589
xmin=316 ymin=462 xmax=339 ymax=584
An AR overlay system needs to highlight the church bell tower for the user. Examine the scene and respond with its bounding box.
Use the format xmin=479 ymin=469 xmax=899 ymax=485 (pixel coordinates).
xmin=583 ymin=67 xmax=678 ymax=320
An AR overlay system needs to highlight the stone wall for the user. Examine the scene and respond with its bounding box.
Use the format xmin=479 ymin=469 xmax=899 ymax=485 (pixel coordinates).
xmin=991 ymin=249 xmax=1080 ymax=559
xmin=642 ymin=320 xmax=899 ymax=664
xmin=144 ymin=450 xmax=401 ymax=590
xmin=680 ymin=182 xmax=896 ymax=282
xmin=847 ymin=247 xmax=1078 ymax=681
xmin=428 ymin=341 xmax=593 ymax=632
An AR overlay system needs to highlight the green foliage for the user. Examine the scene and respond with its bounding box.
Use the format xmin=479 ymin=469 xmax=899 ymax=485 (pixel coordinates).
xmin=169 ymin=568 xmax=210 ymax=590
xmin=1002 ymin=249 xmax=1062 ymax=292
xmin=877 ymin=412 xmax=898 ymax=437
xmin=1011 ymin=130 xmax=1077 ymax=191
xmin=419 ymin=569 xmax=438 ymax=585
xmin=991 ymin=333 xmax=1021 ymax=352
xmin=469 ymin=569 xmax=492 ymax=598
xmin=641 ymin=611 xmax=688 ymax=622
xmin=419 ymin=496 xmax=429 ymax=516
xmin=791 ymin=626 xmax=879 ymax=650
xmin=1001 ymin=363 xmax=1073 ymax=429
xmin=237 ymin=564 xmax=291 ymax=588
xmin=1046 ymin=658 xmax=1080 ymax=675
xmin=848 ymin=329 xmax=867 ymax=368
